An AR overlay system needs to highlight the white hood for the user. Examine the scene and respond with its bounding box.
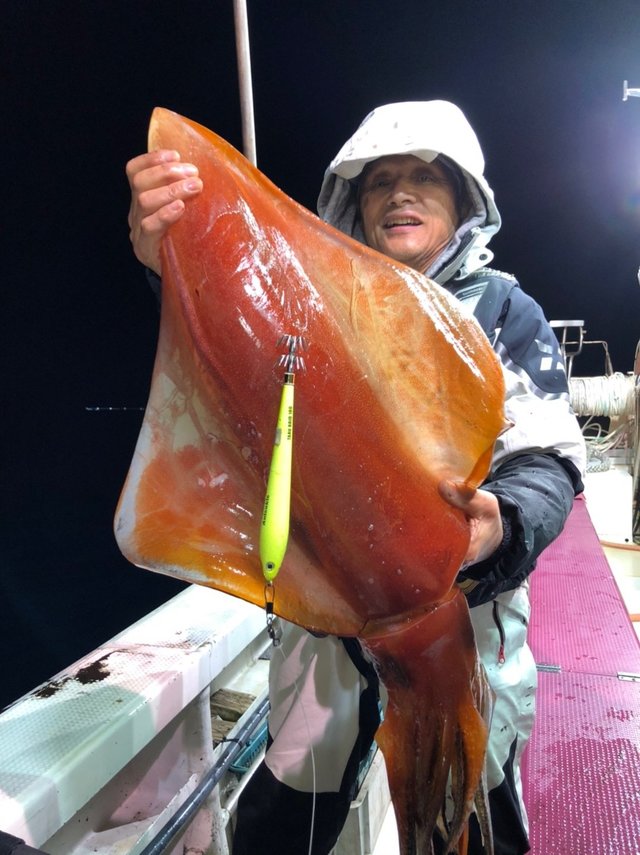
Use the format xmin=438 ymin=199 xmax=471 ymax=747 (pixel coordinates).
xmin=317 ymin=100 xmax=502 ymax=282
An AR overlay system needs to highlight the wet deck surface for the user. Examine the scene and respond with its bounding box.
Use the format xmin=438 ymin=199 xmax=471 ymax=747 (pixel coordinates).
xmin=524 ymin=494 xmax=640 ymax=855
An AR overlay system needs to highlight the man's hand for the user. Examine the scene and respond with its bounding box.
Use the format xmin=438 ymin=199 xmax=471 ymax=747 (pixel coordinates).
xmin=126 ymin=149 xmax=203 ymax=275
xmin=439 ymin=480 xmax=504 ymax=567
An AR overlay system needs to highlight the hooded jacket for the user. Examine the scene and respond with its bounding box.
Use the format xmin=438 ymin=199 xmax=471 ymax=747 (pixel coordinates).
xmin=318 ymin=100 xmax=500 ymax=284
xmin=317 ymin=100 xmax=586 ymax=605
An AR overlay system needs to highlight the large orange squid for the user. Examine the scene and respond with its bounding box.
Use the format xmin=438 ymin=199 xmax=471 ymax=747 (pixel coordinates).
xmin=115 ymin=109 xmax=506 ymax=854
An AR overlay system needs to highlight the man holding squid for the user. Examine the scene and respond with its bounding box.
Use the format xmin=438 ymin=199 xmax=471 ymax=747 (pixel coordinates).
xmin=126 ymin=100 xmax=585 ymax=855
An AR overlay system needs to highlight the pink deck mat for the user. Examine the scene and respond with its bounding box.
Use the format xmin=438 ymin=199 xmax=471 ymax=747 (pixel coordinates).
xmin=522 ymin=495 xmax=640 ymax=855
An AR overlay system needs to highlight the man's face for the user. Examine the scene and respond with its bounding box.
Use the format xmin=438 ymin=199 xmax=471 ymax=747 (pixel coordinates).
xmin=358 ymin=154 xmax=460 ymax=273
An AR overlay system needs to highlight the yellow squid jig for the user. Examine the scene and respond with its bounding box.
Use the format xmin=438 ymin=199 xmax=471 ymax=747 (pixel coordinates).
xmin=259 ymin=335 xmax=306 ymax=642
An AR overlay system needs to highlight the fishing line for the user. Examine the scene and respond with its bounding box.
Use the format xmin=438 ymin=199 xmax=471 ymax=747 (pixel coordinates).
xmin=84 ymin=406 xmax=145 ymax=412
xmin=259 ymin=334 xmax=317 ymax=852
xmin=271 ymin=636 xmax=318 ymax=855
xmin=232 ymin=3 xmax=318 ymax=837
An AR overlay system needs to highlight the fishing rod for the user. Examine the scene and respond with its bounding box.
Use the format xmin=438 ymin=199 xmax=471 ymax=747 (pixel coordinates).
xmin=233 ymin=0 xmax=257 ymax=165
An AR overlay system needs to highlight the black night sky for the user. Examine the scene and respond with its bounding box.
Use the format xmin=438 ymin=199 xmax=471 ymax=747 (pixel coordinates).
xmin=3 ymin=0 xmax=640 ymax=708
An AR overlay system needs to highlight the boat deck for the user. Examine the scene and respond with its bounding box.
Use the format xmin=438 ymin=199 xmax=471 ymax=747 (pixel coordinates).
xmin=524 ymin=489 xmax=640 ymax=855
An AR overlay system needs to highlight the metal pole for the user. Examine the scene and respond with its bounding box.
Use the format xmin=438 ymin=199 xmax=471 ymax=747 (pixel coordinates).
xmin=233 ymin=0 xmax=257 ymax=165
xmin=633 ymin=340 xmax=640 ymax=544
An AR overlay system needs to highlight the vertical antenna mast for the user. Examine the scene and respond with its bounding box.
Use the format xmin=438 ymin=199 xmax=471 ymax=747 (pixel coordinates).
xmin=622 ymin=80 xmax=640 ymax=545
xmin=233 ymin=0 xmax=257 ymax=165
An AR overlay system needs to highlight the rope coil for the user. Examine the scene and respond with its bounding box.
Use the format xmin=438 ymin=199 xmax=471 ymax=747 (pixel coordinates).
xmin=569 ymin=372 xmax=636 ymax=417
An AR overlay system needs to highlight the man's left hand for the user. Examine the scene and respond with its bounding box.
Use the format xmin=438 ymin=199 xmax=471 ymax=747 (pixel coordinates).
xmin=439 ymin=480 xmax=504 ymax=567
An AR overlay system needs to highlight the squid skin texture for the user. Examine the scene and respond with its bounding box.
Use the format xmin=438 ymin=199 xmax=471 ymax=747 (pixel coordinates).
xmin=114 ymin=108 xmax=504 ymax=854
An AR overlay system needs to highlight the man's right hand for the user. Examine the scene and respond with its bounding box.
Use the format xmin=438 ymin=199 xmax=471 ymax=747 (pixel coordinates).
xmin=126 ymin=149 xmax=203 ymax=275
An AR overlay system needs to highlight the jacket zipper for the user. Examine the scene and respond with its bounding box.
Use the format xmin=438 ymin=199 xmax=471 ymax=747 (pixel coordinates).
xmin=492 ymin=600 xmax=506 ymax=665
